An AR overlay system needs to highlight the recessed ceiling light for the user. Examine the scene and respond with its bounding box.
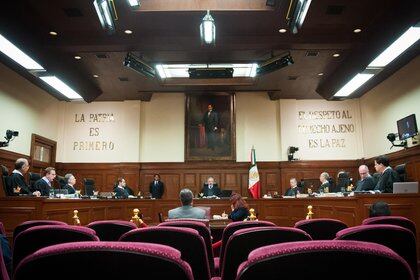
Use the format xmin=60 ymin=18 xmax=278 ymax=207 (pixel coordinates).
xmin=49 ymin=31 xmax=58 ymax=36
xmin=318 ymin=72 xmax=324 ymax=76
xmin=124 ymin=29 xmax=133 ymax=34
xmin=353 ymin=28 xmax=362 ymax=33
xmin=74 ymin=55 xmax=82 ymax=60
xmin=93 ymin=74 xmax=99 ymax=78
xmin=279 ymin=28 xmax=287 ymax=33
xmin=333 ymin=53 xmax=340 ymax=57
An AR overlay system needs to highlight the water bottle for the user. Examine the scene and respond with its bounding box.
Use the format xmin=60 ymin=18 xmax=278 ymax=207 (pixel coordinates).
xmin=49 ymin=188 xmax=54 ymax=198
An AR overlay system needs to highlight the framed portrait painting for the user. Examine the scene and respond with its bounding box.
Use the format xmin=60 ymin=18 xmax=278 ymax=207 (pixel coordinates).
xmin=185 ymin=92 xmax=235 ymax=161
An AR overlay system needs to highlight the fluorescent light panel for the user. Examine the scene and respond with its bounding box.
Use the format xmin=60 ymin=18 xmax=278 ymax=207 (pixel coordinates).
xmin=368 ymin=26 xmax=420 ymax=68
xmin=93 ymin=0 xmax=115 ymax=33
xmin=297 ymin=0 xmax=312 ymax=27
xmin=334 ymin=73 xmax=374 ymax=97
xmin=0 ymin=34 xmax=44 ymax=70
xmin=40 ymin=76 xmax=82 ymax=99
xmin=155 ymin=64 xmax=259 ymax=78
xmin=127 ymin=0 xmax=140 ymax=7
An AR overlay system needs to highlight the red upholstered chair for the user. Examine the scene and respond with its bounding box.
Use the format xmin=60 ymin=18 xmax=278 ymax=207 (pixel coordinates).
xmin=0 ymin=243 xmax=10 ymax=280
xmin=120 ymin=226 xmax=211 ymax=280
xmin=159 ymin=220 xmax=216 ymax=276
xmin=13 ymin=225 xmax=99 ymax=271
xmin=215 ymin=220 xmax=276 ymax=275
xmin=362 ymin=216 xmax=417 ymax=236
xmin=219 ymin=226 xmax=312 ymax=280
xmin=87 ymin=220 xmax=137 ymax=241
xmin=294 ymin=218 xmax=347 ymax=240
xmin=13 ymin=220 xmax=67 ymax=241
xmin=14 ymin=241 xmax=193 ymax=280
xmin=335 ymin=224 xmax=418 ymax=277
xmin=236 ymin=240 xmax=414 ymax=280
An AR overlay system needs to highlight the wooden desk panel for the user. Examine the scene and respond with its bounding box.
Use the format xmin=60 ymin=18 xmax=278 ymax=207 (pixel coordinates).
xmin=1 ymin=195 xmax=419 ymax=254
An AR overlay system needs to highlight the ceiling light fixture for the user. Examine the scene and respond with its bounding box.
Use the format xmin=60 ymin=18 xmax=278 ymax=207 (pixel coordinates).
xmin=353 ymin=28 xmax=362 ymax=33
xmin=318 ymin=72 xmax=324 ymax=76
xmin=256 ymin=53 xmax=294 ymax=76
xmin=49 ymin=31 xmax=58 ymax=36
xmin=93 ymin=74 xmax=99 ymax=78
xmin=124 ymin=52 xmax=156 ymax=78
xmin=334 ymin=73 xmax=374 ymax=97
xmin=93 ymin=0 xmax=117 ymax=34
xmin=279 ymin=28 xmax=287 ymax=33
xmin=333 ymin=53 xmax=340 ymax=57
xmin=0 ymin=34 xmax=45 ymax=70
xmin=124 ymin=29 xmax=133 ymax=34
xmin=127 ymin=0 xmax=140 ymax=8
xmin=74 ymin=55 xmax=82 ymax=60
xmin=200 ymin=10 xmax=216 ymax=45
xmin=368 ymin=25 xmax=420 ymax=68
xmin=286 ymin=0 xmax=312 ymax=34
xmin=40 ymin=75 xmax=82 ymax=99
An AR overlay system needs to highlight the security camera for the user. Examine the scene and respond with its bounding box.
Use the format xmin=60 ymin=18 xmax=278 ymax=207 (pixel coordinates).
xmin=386 ymin=132 xmax=407 ymax=149
xmin=0 ymin=130 xmax=19 ymax=148
xmin=287 ymin=146 xmax=299 ymax=161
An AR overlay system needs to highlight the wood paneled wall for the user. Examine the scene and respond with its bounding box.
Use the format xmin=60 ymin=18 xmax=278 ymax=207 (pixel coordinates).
xmin=2 ymin=145 xmax=419 ymax=199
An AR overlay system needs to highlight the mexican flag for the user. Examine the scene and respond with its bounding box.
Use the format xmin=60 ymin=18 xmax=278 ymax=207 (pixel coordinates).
xmin=248 ymin=147 xmax=260 ymax=199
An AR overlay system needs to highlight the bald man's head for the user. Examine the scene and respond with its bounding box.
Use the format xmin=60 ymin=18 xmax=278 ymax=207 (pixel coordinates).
xmin=358 ymin=165 xmax=370 ymax=180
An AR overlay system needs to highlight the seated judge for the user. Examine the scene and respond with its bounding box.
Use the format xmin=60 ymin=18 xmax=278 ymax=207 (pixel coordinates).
xmin=201 ymin=176 xmax=222 ymax=197
xmin=168 ymin=188 xmax=206 ymax=219
xmin=149 ymin=174 xmax=164 ymax=199
xmin=10 ymin=158 xmax=40 ymax=196
xmin=63 ymin=173 xmax=77 ymax=194
xmin=114 ymin=177 xmax=129 ymax=199
xmin=355 ymin=165 xmax=376 ymax=191
xmin=284 ymin=178 xmax=302 ymax=196
xmin=373 ymin=155 xmax=400 ymax=193
xmin=318 ymin=172 xmax=331 ymax=193
xmin=34 ymin=167 xmax=56 ymax=196
xmin=228 ymin=193 xmax=250 ymax=221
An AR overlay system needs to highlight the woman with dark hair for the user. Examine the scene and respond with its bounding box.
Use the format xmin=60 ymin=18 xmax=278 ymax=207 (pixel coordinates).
xmin=228 ymin=193 xmax=250 ymax=221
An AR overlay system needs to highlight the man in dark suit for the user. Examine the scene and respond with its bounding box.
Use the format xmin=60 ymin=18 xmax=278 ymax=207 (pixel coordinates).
xmin=355 ymin=165 xmax=376 ymax=191
xmin=34 ymin=167 xmax=56 ymax=196
xmin=318 ymin=172 xmax=331 ymax=193
xmin=114 ymin=177 xmax=129 ymax=198
xmin=201 ymin=176 xmax=222 ymax=197
xmin=202 ymin=104 xmax=219 ymax=150
xmin=63 ymin=173 xmax=77 ymax=194
xmin=149 ymin=174 xmax=164 ymax=199
xmin=10 ymin=158 xmax=40 ymax=196
xmin=284 ymin=178 xmax=302 ymax=196
xmin=374 ymin=155 xmax=400 ymax=193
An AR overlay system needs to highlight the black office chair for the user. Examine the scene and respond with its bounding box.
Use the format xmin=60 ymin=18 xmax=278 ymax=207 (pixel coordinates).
xmin=1 ymin=165 xmax=12 ymax=196
xmin=56 ymin=175 xmax=67 ymax=189
xmin=83 ymin=178 xmax=95 ymax=196
xmin=336 ymin=172 xmax=350 ymax=192
xmin=28 ymin=172 xmax=41 ymax=191
xmin=394 ymin=164 xmax=407 ymax=182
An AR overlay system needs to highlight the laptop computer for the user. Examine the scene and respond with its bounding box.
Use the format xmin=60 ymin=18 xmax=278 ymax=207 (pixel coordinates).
xmin=220 ymin=190 xmax=233 ymax=198
xmin=393 ymin=182 xmax=418 ymax=194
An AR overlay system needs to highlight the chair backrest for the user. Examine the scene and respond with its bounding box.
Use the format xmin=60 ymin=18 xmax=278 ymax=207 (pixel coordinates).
xmin=13 ymin=225 xmax=99 ymax=270
xmin=14 ymin=241 xmax=193 ymax=280
xmin=56 ymin=175 xmax=67 ymax=188
xmin=1 ymin=165 xmax=12 ymax=196
xmin=236 ymin=240 xmax=414 ymax=280
xmin=0 ymin=243 xmax=10 ymax=280
xmin=372 ymin=172 xmax=381 ymax=184
xmin=83 ymin=178 xmax=95 ymax=196
xmin=87 ymin=220 xmax=137 ymax=241
xmin=221 ymin=226 xmax=312 ymax=280
xmin=165 ymin=218 xmax=210 ymax=227
xmin=28 ymin=172 xmax=41 ymax=190
xmin=395 ymin=163 xmax=407 ymax=182
xmin=336 ymin=224 xmax=418 ymax=277
xmin=294 ymin=218 xmax=347 ymax=240
xmin=159 ymin=220 xmax=215 ymax=275
xmin=158 ymin=212 xmax=164 ymax=223
xmin=120 ymin=226 xmax=211 ymax=280
xmin=13 ymin=220 xmax=67 ymax=241
xmin=219 ymin=220 xmax=276 ymax=266
xmin=362 ymin=216 xmax=417 ymax=236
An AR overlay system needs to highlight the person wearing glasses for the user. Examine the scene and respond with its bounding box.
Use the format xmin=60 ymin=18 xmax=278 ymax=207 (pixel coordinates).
xmin=355 ymin=165 xmax=376 ymax=191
